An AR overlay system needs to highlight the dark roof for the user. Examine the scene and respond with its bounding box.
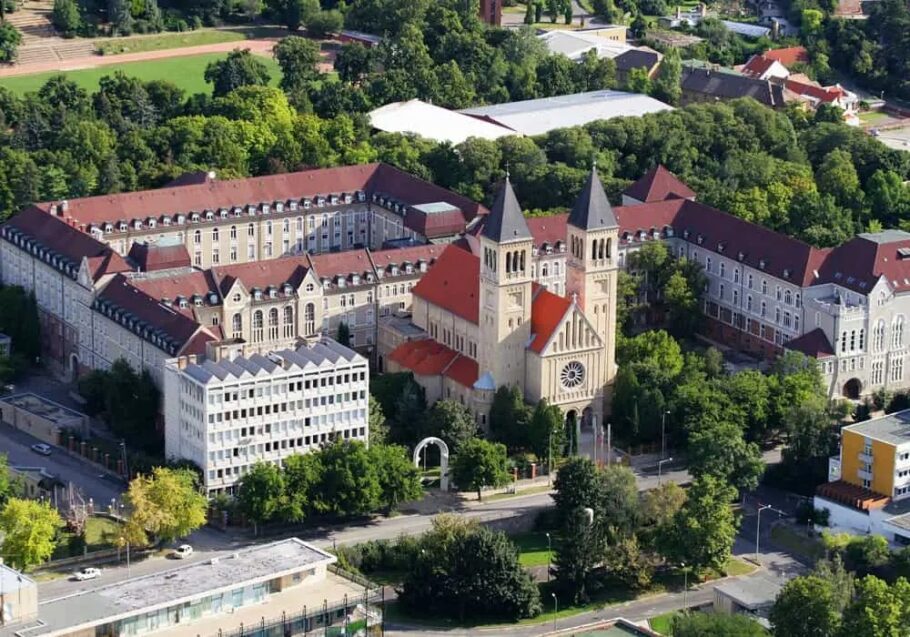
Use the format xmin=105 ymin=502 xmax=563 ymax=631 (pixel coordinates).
xmin=816 ymin=231 xmax=910 ymax=294
xmin=127 ymin=242 xmax=191 ymax=272
xmin=614 ymin=49 xmax=661 ymax=72
xmin=568 ymin=167 xmax=618 ymax=231
xmin=623 ymin=165 xmax=696 ymax=203
xmin=681 ymin=67 xmax=785 ymax=107
xmin=481 ymin=177 xmax=533 ymax=244
xmin=785 ymin=328 xmax=836 ymax=359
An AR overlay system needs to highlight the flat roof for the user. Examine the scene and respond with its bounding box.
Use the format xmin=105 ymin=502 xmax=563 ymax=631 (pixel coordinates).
xmin=843 ymin=409 xmax=910 ymax=447
xmin=412 ymin=202 xmax=460 ymax=214
xmin=368 ymin=99 xmax=516 ymax=145
xmin=5 ymin=539 xmax=334 ymax=637
xmin=0 ymin=393 xmax=86 ymax=425
xmin=459 ymin=90 xmax=673 ymax=136
xmin=715 ymin=577 xmax=782 ymax=609
xmin=0 ymin=564 xmax=35 ymax=594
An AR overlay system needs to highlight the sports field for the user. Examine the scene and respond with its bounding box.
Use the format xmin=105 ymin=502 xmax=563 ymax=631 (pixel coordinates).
xmin=0 ymin=52 xmax=283 ymax=95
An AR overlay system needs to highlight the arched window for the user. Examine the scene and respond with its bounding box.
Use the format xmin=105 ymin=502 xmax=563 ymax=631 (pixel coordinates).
xmin=283 ymin=306 xmax=294 ymax=337
xmin=554 ymin=262 xmax=560 ymax=276
xmin=212 ymin=228 xmax=219 ymax=243
xmin=606 ymin=238 xmax=612 ymax=259
xmin=193 ymin=230 xmax=201 ymax=244
xmin=232 ymin=313 xmax=242 ymax=338
xmin=268 ymin=308 xmax=279 ymax=340
xmin=248 ymin=223 xmax=255 ymax=237
xmin=266 ymin=221 xmax=273 ymax=236
xmin=252 ymin=310 xmax=263 ymax=342
xmin=893 ymin=316 xmax=905 ymax=349
xmin=304 ymin=303 xmax=315 ymax=335
xmin=230 ymin=225 xmax=237 ymax=240
xmin=874 ymin=319 xmax=886 ymax=352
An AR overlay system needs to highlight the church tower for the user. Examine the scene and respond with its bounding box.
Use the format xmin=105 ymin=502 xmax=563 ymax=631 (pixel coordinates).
xmin=478 ymin=177 xmax=534 ymax=391
xmin=566 ymin=167 xmax=620 ymax=387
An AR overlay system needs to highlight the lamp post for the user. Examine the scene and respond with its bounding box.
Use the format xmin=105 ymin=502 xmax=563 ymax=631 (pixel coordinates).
xmin=661 ymin=410 xmax=670 ymax=459
xmin=551 ymin=593 xmax=558 ymax=634
xmin=681 ymin=562 xmax=688 ymax=612
xmin=658 ymin=457 xmax=673 ymax=485
xmin=756 ymin=504 xmax=785 ymax=563
xmin=546 ymin=532 xmax=552 ymax=583
xmin=548 ymin=429 xmax=553 ymax=486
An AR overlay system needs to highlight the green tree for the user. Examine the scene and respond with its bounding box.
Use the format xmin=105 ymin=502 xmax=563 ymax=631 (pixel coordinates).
xmin=235 ymin=461 xmax=285 ymax=531
xmin=552 ymin=456 xmax=601 ymax=517
xmin=123 ymin=467 xmax=207 ymax=545
xmin=651 ymin=49 xmax=682 ymax=105
xmin=554 ymin=506 xmax=602 ymax=603
xmin=369 ymin=443 xmax=422 ymax=513
xmin=274 ymin=36 xmax=321 ymax=98
xmin=400 ymin=520 xmax=541 ymax=621
xmin=0 ymin=498 xmax=63 ymax=571
xmin=672 ymin=612 xmax=766 ymax=636
xmin=282 ymin=452 xmax=322 ymax=521
xmin=528 ymin=398 xmax=565 ymax=463
xmin=391 ymin=376 xmax=427 ymax=445
xmin=771 ymin=575 xmax=844 ymax=637
xmin=815 ymin=148 xmax=861 ymax=209
xmin=625 ymin=66 xmax=652 ymax=93
xmin=687 ymin=420 xmax=765 ymax=494
xmin=368 ymin=395 xmax=388 ymax=444
xmin=52 ymin=0 xmax=82 ymax=35
xmin=313 ymin=439 xmax=381 ymax=516
xmin=489 ymin=385 xmax=532 ymax=451
xmin=107 ymin=0 xmax=133 ymax=34
xmin=336 ymin=321 xmax=351 ymax=347
xmin=0 ymin=22 xmax=21 ymax=64
xmin=204 ymin=49 xmax=272 ymax=98
xmin=639 ymin=482 xmax=686 ymax=549
xmin=306 ymin=9 xmax=343 ymax=37
xmin=266 ymin=0 xmax=319 ymax=30
xmin=605 ymin=535 xmax=658 ymax=591
xmin=335 ymin=43 xmax=373 ymax=85
xmin=424 ymin=399 xmax=477 ymax=453
xmin=660 ymin=475 xmax=738 ymax=575
xmin=840 ymin=575 xmax=910 ymax=637
xmin=451 ymin=438 xmax=510 ymax=501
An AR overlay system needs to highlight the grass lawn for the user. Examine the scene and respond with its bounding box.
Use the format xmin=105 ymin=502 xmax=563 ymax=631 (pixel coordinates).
xmin=0 ymin=52 xmax=283 ymax=95
xmin=486 ymin=484 xmax=553 ymax=502
xmin=770 ymin=525 xmax=825 ymax=561
xmin=511 ymin=531 xmax=556 ymax=568
xmin=649 ymin=611 xmax=679 ymax=635
xmin=858 ymin=110 xmax=892 ymax=125
xmin=54 ymin=516 xmax=123 ymax=559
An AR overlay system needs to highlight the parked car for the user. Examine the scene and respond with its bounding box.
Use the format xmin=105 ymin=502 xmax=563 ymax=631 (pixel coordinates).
xmin=30 ymin=443 xmax=52 ymax=456
xmin=73 ymin=567 xmax=102 ymax=581
xmin=172 ymin=544 xmax=193 ymax=559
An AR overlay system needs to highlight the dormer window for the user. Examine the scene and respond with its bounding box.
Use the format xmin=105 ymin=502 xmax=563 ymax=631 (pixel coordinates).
xmin=316 ymin=196 xmax=325 ymax=207
xmin=783 ymin=269 xmax=791 ymax=279
xmin=148 ymin=219 xmax=156 ymax=229
xmin=337 ymin=276 xmax=346 ymax=288
xmin=190 ymin=213 xmax=200 ymax=223
xmin=344 ymin=194 xmax=352 ymax=204
xmin=303 ymin=199 xmax=311 ymax=209
xmin=205 ymin=211 xmax=214 ymax=221
xmin=358 ymin=192 xmax=366 ymax=202
xmin=253 ymin=289 xmax=262 ymax=300
xmin=262 ymin=204 xmax=271 ymax=215
xmin=367 ymin=273 xmax=375 ymax=281
xmin=219 ymin=209 xmax=228 ymax=218
xmin=193 ymin=296 xmax=203 ymax=306
xmin=133 ymin=220 xmax=142 ymax=230
xmin=283 ymin=284 xmax=292 ymax=295
xmin=759 ymin=259 xmax=767 ymax=270
xmin=178 ymin=297 xmax=188 ymax=309
xmin=665 ymin=228 xmax=674 ymax=238
xmin=233 ymin=207 xmax=242 ymax=217
xmin=391 ymin=265 xmax=399 ymax=275
xmin=737 ymin=251 xmax=745 ymax=261
xmin=275 ymin=202 xmax=284 ymax=213
xmin=696 ymin=235 xmax=704 ymax=245
xmin=161 ymin=217 xmax=171 ymax=226
xmin=118 ymin=222 xmax=127 ymax=232
xmin=683 ymin=229 xmax=690 ymax=239
xmin=176 ymin=214 xmax=186 ymax=224
xmin=405 ymin=264 xmax=413 ymax=274
xmin=247 ymin=205 xmax=257 ymax=216
xmin=269 ymin=287 xmax=277 ymax=298
xmin=209 ymin=293 xmax=218 ymax=304
xmin=330 ymin=195 xmax=339 ymax=205
xmin=352 ymin=275 xmax=361 ymax=285
xmin=289 ymin=201 xmax=298 ymax=212
xmin=717 ymin=242 xmax=725 ymax=253
xmin=419 ymin=261 xmax=427 ymax=273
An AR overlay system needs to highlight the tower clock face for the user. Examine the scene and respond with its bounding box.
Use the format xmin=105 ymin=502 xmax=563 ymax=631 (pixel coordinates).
xmin=561 ymin=361 xmax=586 ymax=389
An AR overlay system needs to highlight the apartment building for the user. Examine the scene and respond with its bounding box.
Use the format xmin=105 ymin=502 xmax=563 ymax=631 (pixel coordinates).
xmin=164 ymin=339 xmax=368 ymax=495
xmin=815 ymin=410 xmax=910 ymax=544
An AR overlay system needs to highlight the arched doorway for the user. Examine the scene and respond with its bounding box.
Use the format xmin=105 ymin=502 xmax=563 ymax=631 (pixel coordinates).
xmin=565 ymin=410 xmax=579 ymax=456
xmin=69 ymin=354 xmax=80 ymax=383
xmin=843 ymin=378 xmax=862 ymax=400
xmin=413 ymin=437 xmax=450 ymax=491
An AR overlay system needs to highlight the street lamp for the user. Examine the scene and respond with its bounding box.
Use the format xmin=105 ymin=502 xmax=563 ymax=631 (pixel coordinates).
xmin=546 ymin=532 xmax=552 ymax=583
xmin=658 ymin=457 xmax=673 ymax=485
xmin=661 ymin=410 xmax=670 ymax=459
xmin=551 ymin=593 xmax=558 ymax=634
xmin=756 ymin=504 xmax=785 ymax=563
xmin=681 ymin=562 xmax=688 ymax=612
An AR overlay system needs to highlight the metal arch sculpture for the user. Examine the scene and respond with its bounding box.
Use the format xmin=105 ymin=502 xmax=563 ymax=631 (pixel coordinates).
xmin=413 ymin=437 xmax=450 ymax=492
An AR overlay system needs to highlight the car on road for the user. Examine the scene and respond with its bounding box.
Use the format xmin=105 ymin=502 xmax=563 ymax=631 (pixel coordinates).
xmin=172 ymin=544 xmax=194 ymax=559
xmin=73 ymin=567 xmax=102 ymax=581
xmin=31 ymin=443 xmax=52 ymax=456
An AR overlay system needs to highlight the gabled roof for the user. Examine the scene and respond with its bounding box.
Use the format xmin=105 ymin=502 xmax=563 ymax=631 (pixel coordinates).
xmin=622 ymin=165 xmax=696 ymax=203
xmin=785 ymin=328 xmax=836 ymax=359
xmin=481 ymin=177 xmax=533 ymax=244
xmin=681 ymin=67 xmax=785 ymax=107
xmin=763 ymin=46 xmax=809 ymax=65
xmin=614 ymin=48 xmax=662 ymax=72
xmin=127 ymin=241 xmax=191 ymax=272
xmin=529 ymin=285 xmax=573 ymax=353
xmin=568 ymin=167 xmax=618 ymax=231
xmin=411 ymin=245 xmax=480 ymax=324
xmin=784 ymin=78 xmax=846 ymax=104
xmin=128 ymin=270 xmax=219 ymax=316
xmin=527 ymin=215 xmax=568 ymax=250
xmin=387 ymin=338 xmax=479 ymax=388
xmin=816 ymin=231 xmax=910 ymax=294
xmin=740 ymin=54 xmax=779 ymax=78
xmin=210 ymin=257 xmax=310 ymax=297
xmin=308 ymin=249 xmax=375 ymax=282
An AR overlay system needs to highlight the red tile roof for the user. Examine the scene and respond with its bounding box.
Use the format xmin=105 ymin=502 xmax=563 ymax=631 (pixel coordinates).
xmin=786 ymin=328 xmax=836 ymax=359
xmin=817 ymin=233 xmax=910 ymax=293
xmin=211 ymin=257 xmax=309 ymax=296
xmin=764 ymin=46 xmax=809 ymax=66
xmin=411 ymin=245 xmax=480 ymax=324
xmin=1 ymin=207 xmax=130 ymax=281
xmin=784 ymin=79 xmax=845 ymax=104
xmin=388 ymin=339 xmax=459 ymax=376
xmin=622 ymin=165 xmax=696 ymax=203
xmin=817 ymin=479 xmax=889 ymax=510
xmin=128 ymin=270 xmax=219 ymax=316
xmin=529 ymin=284 xmax=573 ymax=353
xmin=741 ymin=54 xmax=777 ymax=77
xmin=28 ymin=163 xmax=485 ymax=230
xmin=127 ymin=242 xmax=191 ymax=272
xmin=444 ymin=355 xmax=479 ymax=387
xmin=527 ymin=215 xmax=568 ymax=249
xmin=307 ymin=249 xmax=374 ymax=281
xmin=369 ymin=244 xmax=445 ymax=275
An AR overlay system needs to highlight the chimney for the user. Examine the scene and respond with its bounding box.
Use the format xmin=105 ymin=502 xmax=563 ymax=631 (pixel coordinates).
xmin=176 ymin=356 xmax=189 ymax=370
xmin=61 ymin=200 xmax=69 ymax=213
xmin=771 ymin=19 xmax=780 ymax=38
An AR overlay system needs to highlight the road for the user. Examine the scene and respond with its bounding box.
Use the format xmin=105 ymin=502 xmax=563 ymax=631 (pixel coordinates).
xmin=0 ymin=421 xmax=124 ymax=505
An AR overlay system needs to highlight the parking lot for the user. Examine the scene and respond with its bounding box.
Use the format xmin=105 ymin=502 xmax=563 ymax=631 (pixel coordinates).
xmin=1 ymin=420 xmax=125 ymax=506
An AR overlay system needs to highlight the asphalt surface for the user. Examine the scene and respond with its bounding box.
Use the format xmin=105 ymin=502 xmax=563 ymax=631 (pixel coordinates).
xmin=0 ymin=421 xmax=124 ymax=505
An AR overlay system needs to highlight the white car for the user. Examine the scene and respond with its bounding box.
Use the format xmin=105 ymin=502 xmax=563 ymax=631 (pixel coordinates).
xmin=73 ymin=567 xmax=102 ymax=581
xmin=30 ymin=443 xmax=52 ymax=456
xmin=172 ymin=544 xmax=193 ymax=559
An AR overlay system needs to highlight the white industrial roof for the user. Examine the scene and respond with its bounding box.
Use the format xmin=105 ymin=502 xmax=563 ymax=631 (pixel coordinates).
xmin=537 ymin=30 xmax=634 ymax=61
xmin=459 ymin=90 xmax=673 ymax=136
xmin=721 ymin=20 xmax=772 ymax=37
xmin=368 ymin=99 xmax=516 ymax=145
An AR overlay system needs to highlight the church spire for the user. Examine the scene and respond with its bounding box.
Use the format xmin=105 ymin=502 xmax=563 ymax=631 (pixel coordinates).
xmin=481 ymin=176 xmax=533 ymax=244
xmin=568 ymin=166 xmax=618 ymax=231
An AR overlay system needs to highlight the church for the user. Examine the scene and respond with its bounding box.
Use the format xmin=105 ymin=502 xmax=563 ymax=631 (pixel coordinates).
xmin=384 ymin=168 xmax=619 ymax=430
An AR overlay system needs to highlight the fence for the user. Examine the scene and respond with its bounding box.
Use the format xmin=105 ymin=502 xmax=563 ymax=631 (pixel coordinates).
xmin=214 ymin=567 xmax=384 ymax=637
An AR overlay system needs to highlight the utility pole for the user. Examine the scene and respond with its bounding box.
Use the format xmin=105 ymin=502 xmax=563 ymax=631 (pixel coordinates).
xmin=606 ymin=422 xmax=612 ymax=466
xmin=661 ymin=410 xmax=670 ymax=459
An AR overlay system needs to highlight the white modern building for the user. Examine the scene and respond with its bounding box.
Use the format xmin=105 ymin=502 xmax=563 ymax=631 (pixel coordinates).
xmin=368 ymin=99 xmax=516 ymax=145
xmin=164 ymin=339 xmax=369 ymax=495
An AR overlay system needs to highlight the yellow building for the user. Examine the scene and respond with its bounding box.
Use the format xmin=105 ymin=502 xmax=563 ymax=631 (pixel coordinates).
xmin=815 ymin=410 xmax=910 ymax=543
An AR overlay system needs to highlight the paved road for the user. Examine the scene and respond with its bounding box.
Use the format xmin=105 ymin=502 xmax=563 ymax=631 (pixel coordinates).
xmin=0 ymin=421 xmax=124 ymax=505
